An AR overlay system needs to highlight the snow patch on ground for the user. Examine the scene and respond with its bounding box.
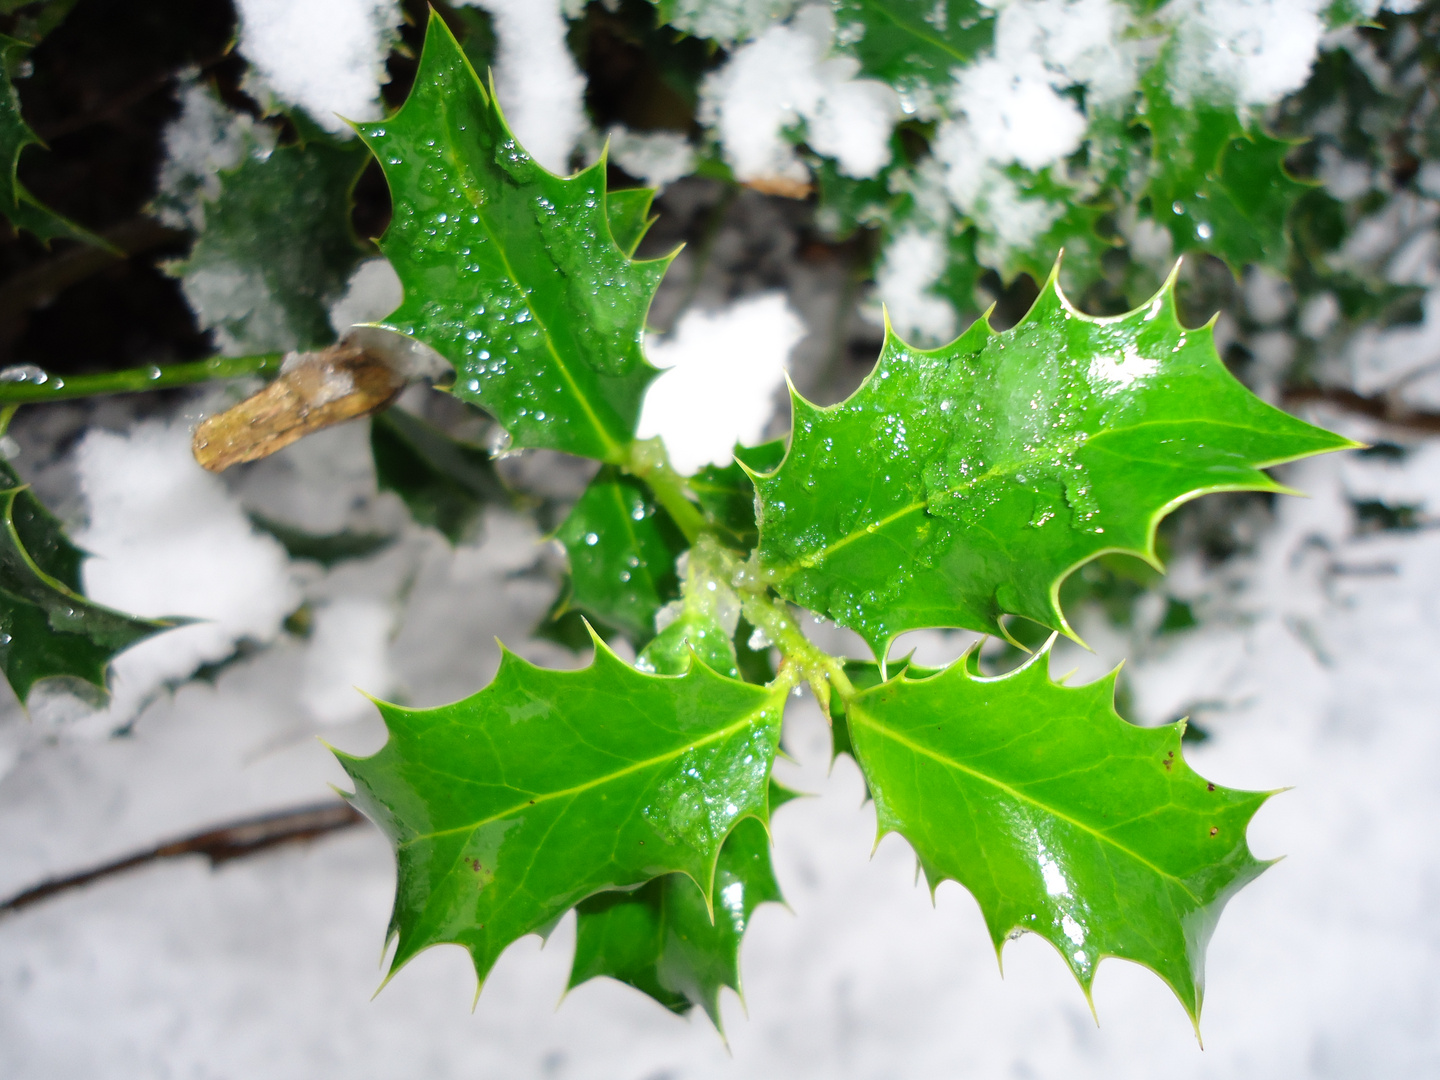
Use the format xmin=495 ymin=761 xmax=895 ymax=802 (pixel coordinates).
xmin=638 ymin=293 xmax=804 ymax=473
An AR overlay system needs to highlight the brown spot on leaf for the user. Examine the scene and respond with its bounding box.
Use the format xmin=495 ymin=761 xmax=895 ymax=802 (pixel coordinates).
xmin=1209 ymin=827 xmax=1219 ymax=836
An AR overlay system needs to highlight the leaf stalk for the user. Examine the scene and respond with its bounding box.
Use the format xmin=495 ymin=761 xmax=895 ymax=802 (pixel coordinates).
xmin=0 ymin=353 xmax=283 ymax=404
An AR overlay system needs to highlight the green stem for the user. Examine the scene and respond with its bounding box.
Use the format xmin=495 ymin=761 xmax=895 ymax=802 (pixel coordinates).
xmin=0 ymin=353 xmax=283 ymax=405
xmin=0 ymin=403 xmax=17 ymax=437
xmin=624 ymin=437 xmax=708 ymax=544
xmin=741 ymin=589 xmax=856 ymax=709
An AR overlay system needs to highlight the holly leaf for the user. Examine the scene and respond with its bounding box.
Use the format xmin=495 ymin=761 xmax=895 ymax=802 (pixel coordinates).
xmin=371 ymin=407 xmax=509 ymax=544
xmin=359 ymin=13 xmax=672 ymax=463
xmin=554 ymin=466 xmax=686 ymax=646
xmin=845 ymin=643 xmax=1273 ymax=1024
xmin=689 ymin=439 xmax=786 ymax=550
xmin=832 ymin=0 xmax=995 ymax=108
xmin=0 ymin=469 xmax=181 ymax=703
xmin=605 ymin=186 xmax=658 ymax=257
xmin=333 ymin=637 xmax=787 ymax=991
xmin=1141 ymin=63 xmax=1314 ymax=274
xmin=170 ymin=121 xmax=371 ymax=355
xmin=570 ymin=786 xmax=792 ymax=1027
xmin=754 ymin=264 xmax=1355 ymax=659
xmin=826 ymin=655 xmax=934 ymax=763
xmin=0 ymin=34 xmax=107 ymax=246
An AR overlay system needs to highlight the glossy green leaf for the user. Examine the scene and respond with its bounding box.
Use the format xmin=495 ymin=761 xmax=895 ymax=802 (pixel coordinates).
xmin=371 ymin=407 xmax=509 ymax=544
xmin=689 ymin=439 xmax=785 ymax=550
xmin=0 ymin=34 xmax=105 ymax=246
xmin=1141 ymin=61 xmax=1313 ymax=273
xmin=570 ymin=792 xmax=789 ymax=1026
xmin=554 ymin=465 xmax=686 ymax=646
xmin=169 ymin=122 xmax=371 ymax=354
xmin=360 ymin=13 xmax=671 ymax=463
xmin=826 ymin=655 xmax=934 ymax=764
xmin=605 ymin=186 xmax=659 ymax=257
xmin=334 ymin=637 xmax=787 ymax=991
xmin=832 ymin=0 xmax=995 ymax=106
xmin=754 ymin=264 xmax=1354 ymax=659
xmin=846 ymin=643 xmax=1273 ymax=1023
xmin=635 ymin=536 xmax=743 ymax=681
xmin=0 ymin=469 xmax=181 ymax=703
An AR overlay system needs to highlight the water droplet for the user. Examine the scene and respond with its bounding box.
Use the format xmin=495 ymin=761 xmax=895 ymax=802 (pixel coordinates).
xmin=584 ymin=532 xmax=599 ymax=546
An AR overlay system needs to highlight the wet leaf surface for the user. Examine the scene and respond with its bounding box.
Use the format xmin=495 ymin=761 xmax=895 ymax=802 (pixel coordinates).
xmin=334 ymin=639 xmax=786 ymax=990
xmin=755 ymin=268 xmax=1353 ymax=659
xmin=847 ymin=643 xmax=1273 ymax=1024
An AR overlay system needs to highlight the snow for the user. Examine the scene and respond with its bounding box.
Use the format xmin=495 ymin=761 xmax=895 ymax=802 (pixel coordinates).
xmin=656 ymin=0 xmax=799 ymax=47
xmin=329 ymin=258 xmax=404 ymax=337
xmin=42 ymin=419 xmax=298 ymax=735
xmin=151 ymin=82 xmax=270 ymax=233
xmin=1163 ymin=0 xmax=1327 ymax=107
xmin=458 ymin=0 xmax=588 ymax=175
xmin=300 ymin=598 xmax=396 ymax=725
xmin=604 ymin=126 xmax=697 ymax=192
xmin=637 ymin=293 xmax=804 ymax=473
xmin=234 ymin=0 xmax=403 ymax=133
xmin=701 ymin=4 xmax=899 ymax=185
xmin=873 ymin=227 xmax=958 ymax=346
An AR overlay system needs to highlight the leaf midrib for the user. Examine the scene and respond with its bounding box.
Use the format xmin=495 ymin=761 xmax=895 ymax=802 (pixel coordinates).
xmin=412 ymin=86 xmax=626 ymax=461
xmin=772 ymin=414 xmax=1285 ymax=577
xmin=850 ymin=0 xmax=977 ymax=66
xmin=847 ymin=701 xmax=1203 ymax=904
xmin=398 ymin=698 xmax=773 ymax=848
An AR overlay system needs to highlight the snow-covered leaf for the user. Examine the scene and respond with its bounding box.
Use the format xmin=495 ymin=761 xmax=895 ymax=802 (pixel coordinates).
xmin=170 ymin=122 xmax=372 ymax=355
xmin=1141 ymin=61 xmax=1314 ymax=274
xmin=370 ymin=407 xmax=508 ymax=544
xmin=0 ymin=465 xmax=180 ymax=704
xmin=832 ymin=0 xmax=995 ymax=108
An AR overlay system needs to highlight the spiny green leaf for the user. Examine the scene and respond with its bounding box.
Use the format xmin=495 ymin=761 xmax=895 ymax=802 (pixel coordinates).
xmin=689 ymin=439 xmax=786 ymax=550
xmin=360 ymin=13 xmax=672 ymax=463
xmin=832 ymin=0 xmax=995 ymax=106
xmin=169 ymin=122 xmax=371 ymax=354
xmin=755 ymin=263 xmax=1354 ymax=660
xmin=334 ymin=637 xmax=787 ymax=991
xmin=635 ymin=536 xmax=744 ymax=685
xmin=371 ymin=407 xmax=509 ymax=544
xmin=826 ymin=655 xmax=935 ymax=764
xmin=605 ymin=186 xmax=659 ymax=257
xmin=1141 ymin=61 xmax=1314 ymax=273
xmin=554 ymin=466 xmax=686 ymax=646
xmin=570 ymin=798 xmax=787 ymax=1027
xmin=0 ymin=34 xmax=106 ymax=246
xmin=0 ymin=469 xmax=181 ymax=703
xmin=637 ymin=605 xmax=740 ymax=680
xmin=846 ymin=643 xmax=1273 ymax=1024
